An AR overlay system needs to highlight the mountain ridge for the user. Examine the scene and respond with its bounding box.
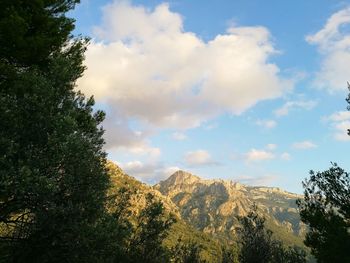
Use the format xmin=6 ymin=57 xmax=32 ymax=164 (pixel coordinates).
xmin=154 ymin=169 xmax=305 ymax=246
xmin=157 ymin=169 xmax=300 ymax=198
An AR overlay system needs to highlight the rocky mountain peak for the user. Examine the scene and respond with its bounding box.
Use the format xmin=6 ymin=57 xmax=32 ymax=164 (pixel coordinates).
xmin=163 ymin=170 xmax=200 ymax=185
xmin=154 ymin=170 xmax=200 ymax=196
xmin=153 ymin=169 xmax=305 ymax=241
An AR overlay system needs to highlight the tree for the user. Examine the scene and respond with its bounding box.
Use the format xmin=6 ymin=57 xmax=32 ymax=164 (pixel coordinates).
xmin=170 ymin=238 xmax=206 ymax=263
xmin=127 ymin=193 xmax=176 ymax=263
xmin=271 ymin=241 xmax=306 ymax=263
xmin=221 ymin=244 xmax=239 ymax=263
xmin=104 ymin=161 xmax=179 ymax=263
xmin=237 ymin=206 xmax=274 ymax=263
xmin=297 ymin=164 xmax=350 ymax=262
xmin=296 ymin=83 xmax=350 ymax=263
xmin=0 ymin=1 xmax=114 ymax=261
xmin=237 ymin=206 xmax=306 ymax=263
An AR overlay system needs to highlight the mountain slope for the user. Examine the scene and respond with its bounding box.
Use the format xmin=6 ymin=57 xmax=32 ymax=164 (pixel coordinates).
xmin=155 ymin=170 xmax=306 ymax=247
xmin=107 ymin=162 xmax=227 ymax=262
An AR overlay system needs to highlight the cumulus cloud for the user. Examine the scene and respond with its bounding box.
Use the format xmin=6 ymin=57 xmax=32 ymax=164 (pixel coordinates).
xmin=78 ymin=1 xmax=291 ymax=131
xmin=274 ymin=100 xmax=317 ymax=117
xmin=280 ymin=152 xmax=291 ymax=160
xmin=292 ymin=140 xmax=317 ymax=149
xmin=184 ymin=150 xmax=219 ymax=167
xmin=172 ymin=132 xmax=187 ymax=141
xmin=102 ymin=111 xmax=162 ymax=156
xmin=245 ymin=148 xmax=275 ymax=162
xmin=121 ymin=160 xmax=180 ymax=183
xmin=255 ymin=119 xmax=277 ymax=129
xmin=324 ymin=111 xmax=350 ymax=141
xmin=266 ymin=143 xmax=277 ymax=150
xmin=306 ymin=7 xmax=350 ymax=91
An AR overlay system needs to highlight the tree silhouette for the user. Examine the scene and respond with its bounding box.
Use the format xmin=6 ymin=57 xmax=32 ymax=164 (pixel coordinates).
xmin=0 ymin=1 xmax=114 ymax=261
xmin=297 ymin=82 xmax=350 ymax=263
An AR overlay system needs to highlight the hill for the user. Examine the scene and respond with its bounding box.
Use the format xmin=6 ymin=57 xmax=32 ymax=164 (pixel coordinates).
xmin=154 ymin=170 xmax=306 ymax=247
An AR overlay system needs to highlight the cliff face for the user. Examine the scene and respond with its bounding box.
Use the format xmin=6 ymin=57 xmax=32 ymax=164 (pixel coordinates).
xmin=108 ymin=161 xmax=305 ymax=247
xmin=154 ymin=170 xmax=306 ymax=245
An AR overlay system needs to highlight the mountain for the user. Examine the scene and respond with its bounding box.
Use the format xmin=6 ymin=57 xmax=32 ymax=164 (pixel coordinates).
xmin=107 ymin=162 xmax=306 ymax=261
xmin=107 ymin=162 xmax=226 ymax=262
xmin=154 ymin=170 xmax=306 ymax=246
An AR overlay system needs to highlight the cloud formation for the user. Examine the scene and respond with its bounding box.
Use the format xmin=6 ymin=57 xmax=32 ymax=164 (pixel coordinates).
xmin=292 ymin=140 xmax=317 ymax=149
xmin=274 ymin=100 xmax=317 ymax=117
xmin=306 ymin=7 xmax=350 ymax=91
xmin=280 ymin=152 xmax=291 ymax=160
xmin=325 ymin=111 xmax=350 ymax=141
xmin=78 ymin=1 xmax=290 ymax=132
xmin=184 ymin=150 xmax=218 ymax=167
xmin=121 ymin=160 xmax=179 ymax=183
xmin=245 ymin=148 xmax=275 ymax=162
xmin=255 ymin=119 xmax=277 ymax=129
xmin=172 ymin=132 xmax=187 ymax=141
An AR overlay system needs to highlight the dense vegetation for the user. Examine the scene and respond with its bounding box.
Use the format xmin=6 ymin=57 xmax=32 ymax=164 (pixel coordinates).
xmin=0 ymin=1 xmax=349 ymax=262
xmin=0 ymin=0 xmax=112 ymax=261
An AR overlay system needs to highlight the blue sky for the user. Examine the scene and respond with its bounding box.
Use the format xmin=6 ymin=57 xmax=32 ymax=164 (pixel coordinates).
xmin=71 ymin=0 xmax=350 ymax=193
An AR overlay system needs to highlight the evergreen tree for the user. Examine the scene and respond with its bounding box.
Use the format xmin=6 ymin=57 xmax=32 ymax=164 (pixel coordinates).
xmin=127 ymin=193 xmax=176 ymax=263
xmin=0 ymin=1 xmax=114 ymax=261
xmin=237 ymin=206 xmax=274 ymax=263
xmin=170 ymin=238 xmax=206 ymax=263
xmin=297 ymin=164 xmax=350 ymax=263
xmin=237 ymin=206 xmax=306 ymax=263
xmin=297 ymin=83 xmax=350 ymax=263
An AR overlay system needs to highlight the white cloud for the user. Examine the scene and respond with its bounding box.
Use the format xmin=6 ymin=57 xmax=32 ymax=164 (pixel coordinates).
xmin=324 ymin=111 xmax=350 ymax=141
xmin=292 ymin=140 xmax=317 ymax=150
xmin=326 ymin=110 xmax=350 ymax=122
xmin=255 ymin=119 xmax=277 ymax=129
xmin=204 ymin=123 xmax=218 ymax=130
xmin=102 ymin=112 xmax=163 ymax=157
xmin=306 ymin=7 xmax=350 ymax=91
xmin=266 ymin=144 xmax=277 ymax=150
xmin=274 ymin=100 xmax=317 ymax=117
xmin=172 ymin=132 xmax=187 ymax=141
xmin=78 ymin=1 xmax=291 ymax=131
xmin=128 ymin=145 xmax=161 ymax=157
xmin=121 ymin=160 xmax=179 ymax=183
xmin=280 ymin=152 xmax=291 ymax=160
xmin=184 ymin=150 xmax=218 ymax=167
xmin=245 ymin=148 xmax=275 ymax=162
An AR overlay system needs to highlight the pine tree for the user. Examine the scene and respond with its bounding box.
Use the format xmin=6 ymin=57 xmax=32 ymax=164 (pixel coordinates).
xmin=0 ymin=1 xmax=113 ymax=261
xmin=296 ymin=83 xmax=350 ymax=263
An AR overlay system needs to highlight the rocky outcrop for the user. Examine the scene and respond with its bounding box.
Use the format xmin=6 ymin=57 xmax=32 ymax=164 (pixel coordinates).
xmin=154 ymin=170 xmax=305 ymax=244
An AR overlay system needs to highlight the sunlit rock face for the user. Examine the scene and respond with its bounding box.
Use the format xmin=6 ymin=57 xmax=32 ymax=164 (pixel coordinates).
xmin=107 ymin=162 xmax=305 ymax=246
xmin=155 ymin=170 xmax=305 ymax=242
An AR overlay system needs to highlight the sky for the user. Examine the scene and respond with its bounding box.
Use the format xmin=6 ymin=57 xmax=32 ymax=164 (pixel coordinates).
xmin=70 ymin=0 xmax=350 ymax=193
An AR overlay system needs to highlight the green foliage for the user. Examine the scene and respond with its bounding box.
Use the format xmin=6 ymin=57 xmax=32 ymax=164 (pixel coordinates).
xmin=0 ymin=1 xmax=115 ymax=262
xmin=271 ymin=242 xmax=306 ymax=263
xmin=295 ymin=83 xmax=350 ymax=263
xmin=0 ymin=0 xmax=81 ymax=68
xmin=237 ymin=206 xmax=274 ymax=263
xmin=170 ymin=238 xmax=206 ymax=263
xmin=297 ymin=164 xmax=350 ymax=263
xmin=165 ymin=221 xmax=227 ymax=263
xmin=127 ymin=193 xmax=176 ymax=263
xmin=107 ymin=163 xmax=231 ymax=263
xmin=221 ymin=244 xmax=239 ymax=263
xmin=237 ymin=206 xmax=307 ymax=263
